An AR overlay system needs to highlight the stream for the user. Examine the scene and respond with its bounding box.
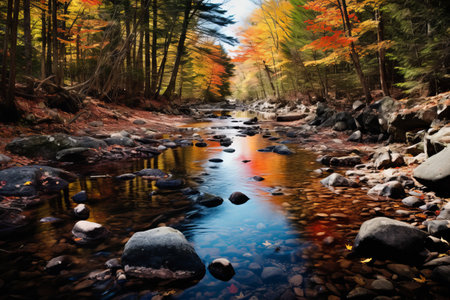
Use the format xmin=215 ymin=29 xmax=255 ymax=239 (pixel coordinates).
xmin=0 ymin=111 xmax=373 ymax=299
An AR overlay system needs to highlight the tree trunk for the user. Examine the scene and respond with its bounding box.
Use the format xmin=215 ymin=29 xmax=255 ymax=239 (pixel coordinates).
xmin=23 ymin=0 xmax=33 ymax=92
xmin=338 ymin=0 xmax=372 ymax=103
xmin=150 ymin=0 xmax=158 ymax=94
xmin=375 ymin=9 xmax=390 ymax=96
xmin=263 ymin=60 xmax=277 ymax=97
xmin=46 ymin=0 xmax=52 ymax=77
xmin=52 ymin=0 xmax=60 ymax=85
xmin=143 ymin=0 xmax=151 ymax=97
xmin=162 ymin=1 xmax=192 ymax=100
xmin=155 ymin=27 xmax=174 ymax=98
xmin=40 ymin=8 xmax=47 ymax=79
xmin=1 ymin=0 xmax=13 ymax=96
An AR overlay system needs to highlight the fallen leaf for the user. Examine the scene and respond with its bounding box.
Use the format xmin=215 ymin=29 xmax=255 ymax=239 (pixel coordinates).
xmin=360 ymin=258 xmax=372 ymax=263
xmin=23 ymin=181 xmax=32 ymax=186
xmin=438 ymin=253 xmax=447 ymax=258
xmin=228 ymin=283 xmax=238 ymax=294
xmin=345 ymin=244 xmax=353 ymax=250
xmin=440 ymin=237 xmax=449 ymax=245
xmin=413 ymin=275 xmax=426 ymax=283
xmin=235 ymin=292 xmax=245 ymax=299
xmin=262 ymin=240 xmax=272 ymax=247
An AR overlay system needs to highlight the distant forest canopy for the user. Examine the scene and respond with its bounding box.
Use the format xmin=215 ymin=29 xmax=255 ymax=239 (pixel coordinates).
xmin=233 ymin=0 xmax=450 ymax=102
xmin=0 ymin=0 xmax=236 ymax=120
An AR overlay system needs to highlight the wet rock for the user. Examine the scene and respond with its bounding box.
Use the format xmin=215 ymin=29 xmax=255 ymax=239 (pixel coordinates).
xmin=243 ymin=117 xmax=258 ymax=125
xmin=208 ymin=258 xmax=235 ymax=281
xmin=426 ymin=220 xmax=450 ymax=239
xmin=276 ymin=115 xmax=303 ymax=122
xmin=386 ymin=264 xmax=415 ymax=279
xmin=72 ymin=221 xmax=109 ymax=245
xmin=155 ymin=179 xmax=184 ymax=190
xmin=329 ymin=156 xmax=362 ymax=166
xmin=121 ymin=227 xmax=205 ymax=281
xmin=402 ymin=196 xmax=424 ymax=208
xmin=347 ymin=287 xmax=376 ymax=299
xmin=424 ymin=126 xmax=450 ymax=157
xmin=73 ymin=204 xmax=90 ymax=220
xmin=252 ymin=176 xmax=264 ymax=181
xmin=0 ymin=208 xmax=29 ymax=237
xmin=0 ymin=165 xmax=76 ymax=197
xmin=56 ymin=147 xmax=97 ymax=162
xmin=353 ymin=100 xmax=365 ymax=111
xmin=431 ymin=265 xmax=450 ymax=284
xmin=197 ymin=194 xmax=223 ymax=208
xmin=273 ymin=145 xmax=294 ymax=155
xmin=374 ymin=150 xmax=392 ymax=169
xmin=370 ymin=279 xmax=394 ymax=292
xmin=413 ymin=147 xmax=450 ymax=196
xmin=116 ymin=173 xmax=136 ymax=180
xmin=105 ymin=258 xmax=122 ymax=270
xmin=424 ymin=255 xmax=450 ymax=268
xmin=333 ymin=121 xmax=347 ymax=131
xmin=229 ymin=191 xmax=249 ymax=205
xmin=72 ymin=191 xmax=88 ymax=203
xmin=89 ymin=121 xmax=103 ymax=127
xmin=6 ymin=134 xmax=77 ymax=159
xmin=437 ymin=203 xmax=450 ymax=220
xmin=261 ymin=266 xmax=285 ymax=282
xmin=40 ymin=216 xmax=64 ymax=224
xmin=419 ymin=200 xmax=441 ymax=212
xmin=133 ymin=119 xmax=146 ymax=125
xmin=104 ymin=137 xmax=135 ymax=147
xmin=288 ymin=274 xmax=303 ymax=286
xmin=195 ymin=142 xmax=207 ymax=147
xmin=45 ymin=255 xmax=72 ymax=275
xmin=348 ymin=130 xmax=362 ymax=142
xmin=223 ymin=148 xmax=235 ymax=153
xmin=353 ymin=217 xmax=429 ymax=264
xmin=0 ymin=154 xmax=11 ymax=164
xmin=320 ymin=173 xmax=359 ymax=187
xmin=40 ymin=176 xmax=69 ymax=193
xmin=425 ymin=236 xmax=450 ymax=253
xmin=209 ymin=158 xmax=223 ymax=163
xmin=367 ymin=181 xmax=405 ymax=198
xmin=135 ymin=168 xmax=168 ymax=180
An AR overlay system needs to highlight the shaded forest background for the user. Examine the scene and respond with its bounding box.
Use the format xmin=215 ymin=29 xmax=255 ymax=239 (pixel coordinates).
xmin=1 ymin=0 xmax=449 ymax=122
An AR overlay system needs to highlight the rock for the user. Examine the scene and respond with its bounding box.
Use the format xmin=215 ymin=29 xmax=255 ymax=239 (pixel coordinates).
xmin=276 ymin=114 xmax=303 ymax=122
xmin=426 ymin=220 xmax=450 ymax=240
xmin=197 ymin=194 xmax=223 ymax=208
xmin=431 ymin=265 xmax=450 ymax=284
xmin=89 ymin=121 xmax=103 ymax=127
xmin=73 ymin=204 xmax=90 ymax=219
xmin=116 ymin=173 xmax=136 ymax=180
xmin=72 ymin=221 xmax=108 ymax=245
xmin=424 ymin=256 xmax=450 ymax=267
xmin=223 ymin=148 xmax=235 ymax=153
xmin=273 ymin=145 xmax=294 ymax=155
xmin=425 ymin=236 xmax=450 ymax=253
xmin=329 ymin=156 xmax=362 ymax=166
xmin=208 ymin=258 xmax=235 ymax=281
xmin=105 ymin=258 xmax=122 ymax=270
xmin=229 ymin=191 xmax=249 ymax=205
xmin=0 ymin=208 xmax=29 ymax=237
xmin=0 ymin=154 xmax=11 ymax=164
xmin=243 ymin=117 xmax=258 ymax=125
xmin=405 ymin=143 xmax=424 ymax=156
xmin=45 ymin=255 xmax=72 ymax=274
xmin=104 ymin=137 xmax=135 ymax=147
xmin=133 ymin=119 xmax=146 ymax=125
xmin=252 ymin=176 xmax=264 ymax=181
xmin=6 ymin=134 xmax=77 ymax=159
xmin=386 ymin=264 xmax=415 ymax=279
xmin=413 ymin=147 xmax=450 ymax=195
xmin=368 ymin=181 xmax=405 ymax=198
xmin=288 ymin=274 xmax=303 ymax=286
xmin=40 ymin=216 xmax=64 ymax=224
xmin=353 ymin=100 xmax=365 ymax=111
xmin=353 ymin=217 xmax=429 ymax=263
xmin=121 ymin=227 xmax=205 ymax=281
xmin=370 ymin=279 xmax=394 ymax=292
xmin=0 ymin=165 xmax=76 ymax=197
xmin=374 ymin=150 xmax=391 ymax=169
xmin=424 ymin=126 xmax=450 ymax=156
xmin=333 ymin=121 xmax=347 ymax=131
xmin=261 ymin=267 xmax=285 ymax=282
xmin=209 ymin=158 xmax=223 ymax=163
xmin=56 ymin=147 xmax=97 ymax=162
xmin=72 ymin=191 xmax=88 ymax=203
xmin=135 ymin=168 xmax=168 ymax=179
xmin=348 ymin=130 xmax=362 ymax=142
xmin=195 ymin=142 xmax=207 ymax=147
xmin=74 ymin=136 xmax=108 ymax=149
xmin=391 ymin=153 xmax=405 ymax=167
xmin=320 ymin=173 xmax=358 ymax=187
xmin=347 ymin=287 xmax=376 ymax=299
xmin=402 ymin=196 xmax=424 ymax=208
xmin=155 ymin=179 xmax=184 ymax=190
xmin=437 ymin=203 xmax=450 ymax=220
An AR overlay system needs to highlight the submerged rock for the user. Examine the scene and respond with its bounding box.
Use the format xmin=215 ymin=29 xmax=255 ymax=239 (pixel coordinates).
xmin=135 ymin=168 xmax=169 ymax=180
xmin=72 ymin=221 xmax=108 ymax=245
xmin=353 ymin=217 xmax=428 ymax=264
xmin=208 ymin=258 xmax=235 ymax=281
xmin=155 ymin=179 xmax=184 ymax=190
xmin=197 ymin=193 xmax=223 ymax=207
xmin=229 ymin=191 xmax=249 ymax=205
xmin=121 ymin=227 xmax=205 ymax=282
xmin=273 ymin=145 xmax=294 ymax=155
xmin=45 ymin=255 xmax=72 ymax=275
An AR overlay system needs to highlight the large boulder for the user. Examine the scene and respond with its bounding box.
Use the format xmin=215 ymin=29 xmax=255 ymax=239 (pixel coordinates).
xmin=353 ymin=217 xmax=428 ymax=264
xmin=413 ymin=147 xmax=450 ymax=196
xmin=121 ymin=227 xmax=205 ymax=282
xmin=0 ymin=165 xmax=76 ymax=197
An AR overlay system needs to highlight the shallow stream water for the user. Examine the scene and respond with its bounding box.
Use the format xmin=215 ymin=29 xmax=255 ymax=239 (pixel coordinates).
xmin=0 ymin=111 xmax=381 ymax=299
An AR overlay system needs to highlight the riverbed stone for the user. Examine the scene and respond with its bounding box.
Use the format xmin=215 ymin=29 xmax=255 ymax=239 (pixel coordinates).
xmin=45 ymin=255 xmax=72 ymax=275
xmin=0 ymin=154 xmax=11 ymax=164
xmin=426 ymin=220 xmax=450 ymax=239
xmin=209 ymin=158 xmax=223 ymax=163
xmin=413 ymin=146 xmax=450 ymax=195
xmin=197 ymin=194 xmax=223 ymax=207
xmin=6 ymin=134 xmax=76 ymax=159
xmin=261 ymin=266 xmax=285 ymax=282
xmin=402 ymin=196 xmax=424 ymax=207
xmin=273 ymin=145 xmax=293 ymax=155
xmin=370 ymin=279 xmax=394 ymax=292
xmin=348 ymin=130 xmax=362 ymax=142
xmin=116 ymin=173 xmax=136 ymax=180
xmin=121 ymin=227 xmax=205 ymax=281
xmin=320 ymin=173 xmax=358 ymax=187
xmin=195 ymin=142 xmax=207 ymax=147
xmin=208 ymin=258 xmax=235 ymax=281
xmin=73 ymin=204 xmax=90 ymax=220
xmin=155 ymin=179 xmax=184 ymax=190
xmin=431 ymin=265 xmax=450 ymax=284
xmin=135 ymin=168 xmax=168 ymax=179
xmin=0 ymin=208 xmax=29 ymax=237
xmin=56 ymin=147 xmax=97 ymax=162
xmin=353 ymin=217 xmax=429 ymax=264
xmin=72 ymin=191 xmax=88 ymax=203
xmin=347 ymin=287 xmax=376 ymax=299
xmin=229 ymin=191 xmax=249 ymax=205
xmin=329 ymin=156 xmax=362 ymax=166
xmin=367 ymin=181 xmax=405 ymax=198
xmin=72 ymin=221 xmax=108 ymax=245
xmin=0 ymin=165 xmax=76 ymax=197
xmin=104 ymin=136 xmax=135 ymax=147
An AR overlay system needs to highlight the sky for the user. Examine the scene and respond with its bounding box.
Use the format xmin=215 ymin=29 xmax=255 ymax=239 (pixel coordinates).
xmin=218 ymin=0 xmax=258 ymax=54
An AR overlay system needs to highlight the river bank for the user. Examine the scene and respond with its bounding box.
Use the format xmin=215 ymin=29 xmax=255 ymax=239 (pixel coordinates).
xmin=0 ymin=94 xmax=449 ymax=299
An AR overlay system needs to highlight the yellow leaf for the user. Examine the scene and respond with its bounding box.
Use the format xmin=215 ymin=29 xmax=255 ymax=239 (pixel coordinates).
xmin=413 ymin=275 xmax=426 ymax=283
xmin=440 ymin=237 xmax=449 ymax=245
xmin=345 ymin=244 xmax=353 ymax=251
xmin=262 ymin=240 xmax=272 ymax=247
xmin=23 ymin=181 xmax=32 ymax=186
xmin=438 ymin=253 xmax=447 ymax=258
xmin=360 ymin=258 xmax=372 ymax=263
xmin=235 ymin=292 xmax=245 ymax=299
